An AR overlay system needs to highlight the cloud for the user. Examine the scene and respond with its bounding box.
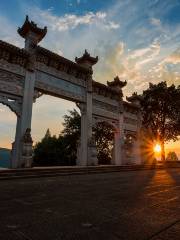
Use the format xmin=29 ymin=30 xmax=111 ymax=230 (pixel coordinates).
xmin=0 ymin=16 xmax=23 ymax=47
xmin=150 ymin=17 xmax=161 ymax=27
xmin=0 ymin=0 xmax=180 ymax=146
xmin=30 ymin=9 xmax=119 ymax=32
xmin=163 ymin=49 xmax=180 ymax=64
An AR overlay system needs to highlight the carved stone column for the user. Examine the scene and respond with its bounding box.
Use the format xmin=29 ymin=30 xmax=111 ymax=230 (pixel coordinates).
xmin=133 ymin=120 xmax=142 ymax=165
xmin=21 ymin=128 xmax=33 ymax=168
xmin=17 ymin=16 xmax=47 ymax=167
xmin=11 ymin=115 xmax=22 ymax=168
xmin=114 ymin=113 xmax=124 ymax=165
xmin=75 ymin=50 xmax=98 ymax=166
xmin=86 ymin=74 xmax=97 ymax=165
xmin=77 ymin=103 xmax=88 ymax=166
xmin=113 ymin=129 xmax=121 ymax=165
xmin=132 ymin=135 xmax=141 ymax=164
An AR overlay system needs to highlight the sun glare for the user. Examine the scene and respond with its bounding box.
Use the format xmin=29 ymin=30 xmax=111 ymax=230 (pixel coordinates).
xmin=154 ymin=144 xmax=161 ymax=153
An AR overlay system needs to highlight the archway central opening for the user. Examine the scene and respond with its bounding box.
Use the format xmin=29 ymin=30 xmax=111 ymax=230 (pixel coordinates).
xmin=32 ymin=94 xmax=81 ymax=167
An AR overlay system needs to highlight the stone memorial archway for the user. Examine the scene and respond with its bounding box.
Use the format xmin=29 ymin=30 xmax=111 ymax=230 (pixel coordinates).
xmin=0 ymin=16 xmax=142 ymax=168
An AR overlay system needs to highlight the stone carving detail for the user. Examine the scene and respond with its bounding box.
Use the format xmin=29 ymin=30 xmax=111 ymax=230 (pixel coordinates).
xmin=93 ymin=116 xmax=119 ymax=130
xmin=124 ymin=130 xmax=137 ymax=139
xmin=0 ymin=69 xmax=24 ymax=85
xmin=124 ymin=117 xmax=138 ymax=126
xmin=21 ymin=128 xmax=33 ymax=168
xmin=0 ymin=94 xmax=22 ymax=116
xmin=0 ymin=69 xmax=24 ymax=96
xmin=76 ymin=102 xmax=86 ymax=114
xmin=123 ymin=102 xmax=139 ymax=114
xmin=33 ymin=90 xmax=43 ymax=102
xmin=35 ymin=81 xmax=85 ymax=102
xmin=88 ymin=136 xmax=98 ymax=166
xmin=0 ymin=59 xmax=26 ymax=76
xmin=36 ymin=46 xmax=90 ymax=81
xmin=35 ymin=70 xmax=86 ymax=102
xmin=0 ymin=40 xmax=28 ymax=67
xmin=93 ymin=99 xmax=118 ymax=113
xmin=107 ymin=76 xmax=127 ymax=100
xmin=36 ymin=63 xmax=86 ymax=87
xmin=22 ymin=128 xmax=33 ymax=144
xmin=0 ymin=82 xmax=23 ymax=97
xmin=93 ymin=81 xmax=120 ymax=100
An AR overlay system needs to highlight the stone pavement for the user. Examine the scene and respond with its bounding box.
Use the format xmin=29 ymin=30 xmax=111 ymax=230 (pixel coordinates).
xmin=0 ymin=168 xmax=180 ymax=240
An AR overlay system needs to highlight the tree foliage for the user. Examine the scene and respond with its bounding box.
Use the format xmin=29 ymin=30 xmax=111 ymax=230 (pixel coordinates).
xmin=33 ymin=129 xmax=61 ymax=166
xmin=93 ymin=122 xmax=114 ymax=164
xmin=141 ymin=82 xmax=180 ymax=161
xmin=33 ymin=109 xmax=114 ymax=166
xmin=166 ymin=151 xmax=179 ymax=161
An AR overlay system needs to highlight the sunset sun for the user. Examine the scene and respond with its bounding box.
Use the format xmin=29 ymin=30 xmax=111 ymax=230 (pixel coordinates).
xmin=154 ymin=144 xmax=161 ymax=153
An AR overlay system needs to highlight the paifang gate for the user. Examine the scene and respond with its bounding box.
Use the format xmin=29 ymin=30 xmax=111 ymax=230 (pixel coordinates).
xmin=0 ymin=16 xmax=142 ymax=168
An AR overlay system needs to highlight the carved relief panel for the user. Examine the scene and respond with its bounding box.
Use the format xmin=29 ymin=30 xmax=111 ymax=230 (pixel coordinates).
xmin=0 ymin=69 xmax=25 ymax=96
xmin=35 ymin=70 xmax=86 ymax=102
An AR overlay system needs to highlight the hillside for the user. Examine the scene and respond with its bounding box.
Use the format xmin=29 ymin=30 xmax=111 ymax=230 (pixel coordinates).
xmin=0 ymin=148 xmax=11 ymax=168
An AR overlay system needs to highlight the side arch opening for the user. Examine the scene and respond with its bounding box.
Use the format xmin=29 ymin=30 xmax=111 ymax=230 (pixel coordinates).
xmin=92 ymin=120 xmax=117 ymax=165
xmin=0 ymin=104 xmax=17 ymax=168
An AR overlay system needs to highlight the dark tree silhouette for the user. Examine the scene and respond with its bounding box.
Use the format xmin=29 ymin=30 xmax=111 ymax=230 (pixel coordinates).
xmin=93 ymin=122 xmax=114 ymax=164
xmin=34 ymin=109 xmax=114 ymax=165
xmin=141 ymin=82 xmax=180 ymax=161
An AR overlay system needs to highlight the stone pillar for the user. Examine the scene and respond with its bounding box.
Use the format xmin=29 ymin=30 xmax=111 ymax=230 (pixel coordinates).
xmin=75 ymin=50 xmax=98 ymax=166
xmin=77 ymin=103 xmax=88 ymax=166
xmin=77 ymin=97 xmax=98 ymax=166
xmin=11 ymin=115 xmax=22 ymax=168
xmin=133 ymin=136 xmax=141 ymax=164
xmin=18 ymin=70 xmax=35 ymax=167
xmin=86 ymin=75 xmax=97 ymax=165
xmin=17 ymin=16 xmax=47 ymax=167
xmin=21 ymin=128 xmax=33 ymax=168
xmin=20 ymin=71 xmax=35 ymax=134
xmin=133 ymin=109 xmax=142 ymax=165
xmin=113 ymin=129 xmax=121 ymax=165
xmin=114 ymin=113 xmax=124 ymax=165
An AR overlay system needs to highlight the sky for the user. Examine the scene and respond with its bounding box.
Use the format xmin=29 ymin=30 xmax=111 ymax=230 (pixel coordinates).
xmin=0 ymin=0 xmax=180 ymax=157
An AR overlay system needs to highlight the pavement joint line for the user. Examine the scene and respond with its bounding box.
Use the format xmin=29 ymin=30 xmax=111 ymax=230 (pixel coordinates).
xmin=146 ymin=219 xmax=180 ymax=240
xmin=108 ymin=196 xmax=180 ymax=219
xmin=14 ymin=230 xmax=33 ymax=240
xmin=166 ymin=196 xmax=179 ymax=202
xmin=0 ymin=166 xmax=180 ymax=181
xmin=147 ymin=189 xmax=169 ymax=196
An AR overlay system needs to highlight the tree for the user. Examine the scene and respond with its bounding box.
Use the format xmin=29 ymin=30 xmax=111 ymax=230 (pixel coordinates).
xmin=34 ymin=109 xmax=115 ymax=165
xmin=166 ymin=151 xmax=179 ymax=161
xmin=61 ymin=109 xmax=114 ymax=164
xmin=141 ymin=82 xmax=180 ymax=161
xmin=93 ymin=122 xmax=114 ymax=164
xmin=33 ymin=129 xmax=60 ymax=166
xmin=61 ymin=109 xmax=81 ymax=165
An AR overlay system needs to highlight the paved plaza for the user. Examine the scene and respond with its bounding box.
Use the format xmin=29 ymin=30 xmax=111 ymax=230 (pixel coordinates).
xmin=0 ymin=168 xmax=180 ymax=239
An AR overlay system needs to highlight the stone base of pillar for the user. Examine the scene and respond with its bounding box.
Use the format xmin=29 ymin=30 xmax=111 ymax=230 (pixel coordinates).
xmin=22 ymin=156 xmax=33 ymax=168
xmin=10 ymin=142 xmax=16 ymax=168
xmin=21 ymin=128 xmax=33 ymax=168
xmin=87 ymin=137 xmax=98 ymax=166
xmin=88 ymin=146 xmax=98 ymax=166
xmin=76 ymin=142 xmax=82 ymax=166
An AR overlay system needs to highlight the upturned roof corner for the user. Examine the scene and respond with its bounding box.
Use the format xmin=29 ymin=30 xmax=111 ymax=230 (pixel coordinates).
xmin=18 ymin=15 xmax=47 ymax=43
xmin=107 ymin=76 xmax=127 ymax=88
xmin=75 ymin=49 xmax=98 ymax=69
